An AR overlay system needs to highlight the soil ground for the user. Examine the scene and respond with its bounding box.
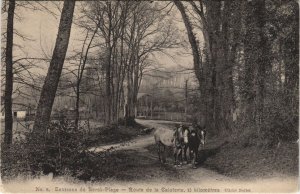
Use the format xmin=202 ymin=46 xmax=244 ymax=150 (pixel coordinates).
xmin=83 ymin=119 xmax=298 ymax=192
xmin=1 ymin=119 xmax=299 ymax=193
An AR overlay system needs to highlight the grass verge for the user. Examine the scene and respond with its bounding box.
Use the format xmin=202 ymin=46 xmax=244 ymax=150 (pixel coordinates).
xmin=202 ymin=135 xmax=299 ymax=178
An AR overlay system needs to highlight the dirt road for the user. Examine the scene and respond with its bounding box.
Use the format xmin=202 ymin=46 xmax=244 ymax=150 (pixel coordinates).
xmin=89 ymin=119 xmax=175 ymax=153
xmin=3 ymin=119 xmax=297 ymax=193
xmin=88 ymin=119 xmax=229 ymax=181
xmin=88 ymin=119 xmax=298 ymax=193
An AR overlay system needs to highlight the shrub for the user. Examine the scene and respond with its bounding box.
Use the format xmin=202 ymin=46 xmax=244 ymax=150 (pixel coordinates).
xmin=1 ymin=120 xmax=89 ymax=180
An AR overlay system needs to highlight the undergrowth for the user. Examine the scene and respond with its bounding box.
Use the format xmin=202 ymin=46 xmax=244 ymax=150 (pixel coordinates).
xmin=1 ymin=119 xmax=145 ymax=181
xmin=203 ymin=127 xmax=299 ymax=178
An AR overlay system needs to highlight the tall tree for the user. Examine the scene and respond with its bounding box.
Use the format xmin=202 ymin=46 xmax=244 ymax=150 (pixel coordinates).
xmin=174 ymin=1 xmax=209 ymax=129
xmin=32 ymin=0 xmax=76 ymax=136
xmin=282 ymin=0 xmax=299 ymax=118
xmin=4 ymin=0 xmax=16 ymax=146
xmin=173 ymin=1 xmax=202 ymax=93
xmin=243 ymin=0 xmax=270 ymax=133
xmin=124 ymin=2 xmax=180 ymax=124
xmin=73 ymin=27 xmax=98 ymax=129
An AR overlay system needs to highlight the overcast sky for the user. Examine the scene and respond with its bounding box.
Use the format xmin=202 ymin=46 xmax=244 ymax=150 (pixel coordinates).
xmin=4 ymin=1 xmax=196 ymax=77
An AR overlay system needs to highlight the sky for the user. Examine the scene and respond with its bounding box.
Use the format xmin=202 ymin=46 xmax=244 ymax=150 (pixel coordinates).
xmin=2 ymin=1 xmax=198 ymax=82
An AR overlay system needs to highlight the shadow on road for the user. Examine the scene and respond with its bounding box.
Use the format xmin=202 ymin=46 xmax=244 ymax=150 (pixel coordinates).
xmin=196 ymin=141 xmax=229 ymax=166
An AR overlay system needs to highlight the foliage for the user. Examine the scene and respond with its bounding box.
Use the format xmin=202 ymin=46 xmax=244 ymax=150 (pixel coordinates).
xmin=178 ymin=0 xmax=298 ymax=144
xmin=1 ymin=137 xmax=32 ymax=179
xmin=204 ymin=140 xmax=299 ymax=178
xmin=1 ymin=120 xmax=87 ymax=180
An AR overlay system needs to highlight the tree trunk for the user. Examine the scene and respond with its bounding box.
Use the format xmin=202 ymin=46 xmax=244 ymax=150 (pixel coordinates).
xmin=283 ymin=1 xmax=299 ymax=118
xmin=33 ymin=0 xmax=76 ymax=136
xmin=205 ymin=1 xmax=221 ymax=133
xmin=243 ymin=0 xmax=270 ymax=133
xmin=255 ymin=0 xmax=268 ymax=132
xmin=216 ymin=0 xmax=237 ymax=132
xmin=75 ymin=28 xmax=98 ymax=128
xmin=74 ymin=82 xmax=80 ymax=129
xmin=243 ymin=1 xmax=258 ymax=126
xmin=221 ymin=0 xmax=233 ymax=132
xmin=4 ymin=0 xmax=16 ymax=146
xmin=174 ymin=0 xmax=207 ymax=126
xmin=173 ymin=1 xmax=202 ymax=84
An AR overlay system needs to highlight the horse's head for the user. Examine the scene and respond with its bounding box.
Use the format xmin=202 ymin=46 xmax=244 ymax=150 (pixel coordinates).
xmin=174 ymin=126 xmax=184 ymax=142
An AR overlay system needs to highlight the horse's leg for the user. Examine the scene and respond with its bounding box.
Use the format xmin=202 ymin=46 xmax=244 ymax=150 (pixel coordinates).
xmin=162 ymin=145 xmax=166 ymax=163
xmin=195 ymin=148 xmax=198 ymax=165
xmin=183 ymin=144 xmax=188 ymax=163
xmin=157 ymin=142 xmax=161 ymax=162
xmin=178 ymin=148 xmax=183 ymax=165
xmin=173 ymin=147 xmax=177 ymax=165
xmin=192 ymin=149 xmax=196 ymax=168
xmin=195 ymin=143 xmax=200 ymax=165
xmin=174 ymin=147 xmax=181 ymax=166
xmin=188 ymin=146 xmax=192 ymax=163
xmin=182 ymin=145 xmax=185 ymax=163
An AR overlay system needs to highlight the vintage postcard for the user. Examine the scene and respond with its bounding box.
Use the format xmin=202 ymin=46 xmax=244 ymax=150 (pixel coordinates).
xmin=1 ymin=0 xmax=299 ymax=193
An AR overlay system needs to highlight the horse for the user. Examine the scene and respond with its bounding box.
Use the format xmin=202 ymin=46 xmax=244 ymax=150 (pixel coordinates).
xmin=153 ymin=125 xmax=184 ymax=165
xmin=154 ymin=127 xmax=175 ymax=163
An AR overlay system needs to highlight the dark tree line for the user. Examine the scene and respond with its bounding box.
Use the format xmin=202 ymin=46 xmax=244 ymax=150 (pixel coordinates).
xmin=174 ymin=0 xmax=298 ymax=143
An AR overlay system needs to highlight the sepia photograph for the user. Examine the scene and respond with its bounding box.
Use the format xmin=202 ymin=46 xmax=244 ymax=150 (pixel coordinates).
xmin=0 ymin=0 xmax=299 ymax=193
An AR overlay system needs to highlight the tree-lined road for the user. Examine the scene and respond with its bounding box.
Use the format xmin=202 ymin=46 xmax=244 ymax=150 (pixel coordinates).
xmin=2 ymin=119 xmax=297 ymax=193
xmin=88 ymin=119 xmax=298 ymax=193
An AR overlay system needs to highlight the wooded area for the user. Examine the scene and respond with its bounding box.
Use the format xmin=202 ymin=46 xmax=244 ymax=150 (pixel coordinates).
xmin=174 ymin=0 xmax=298 ymax=145
xmin=1 ymin=0 xmax=298 ymax=181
